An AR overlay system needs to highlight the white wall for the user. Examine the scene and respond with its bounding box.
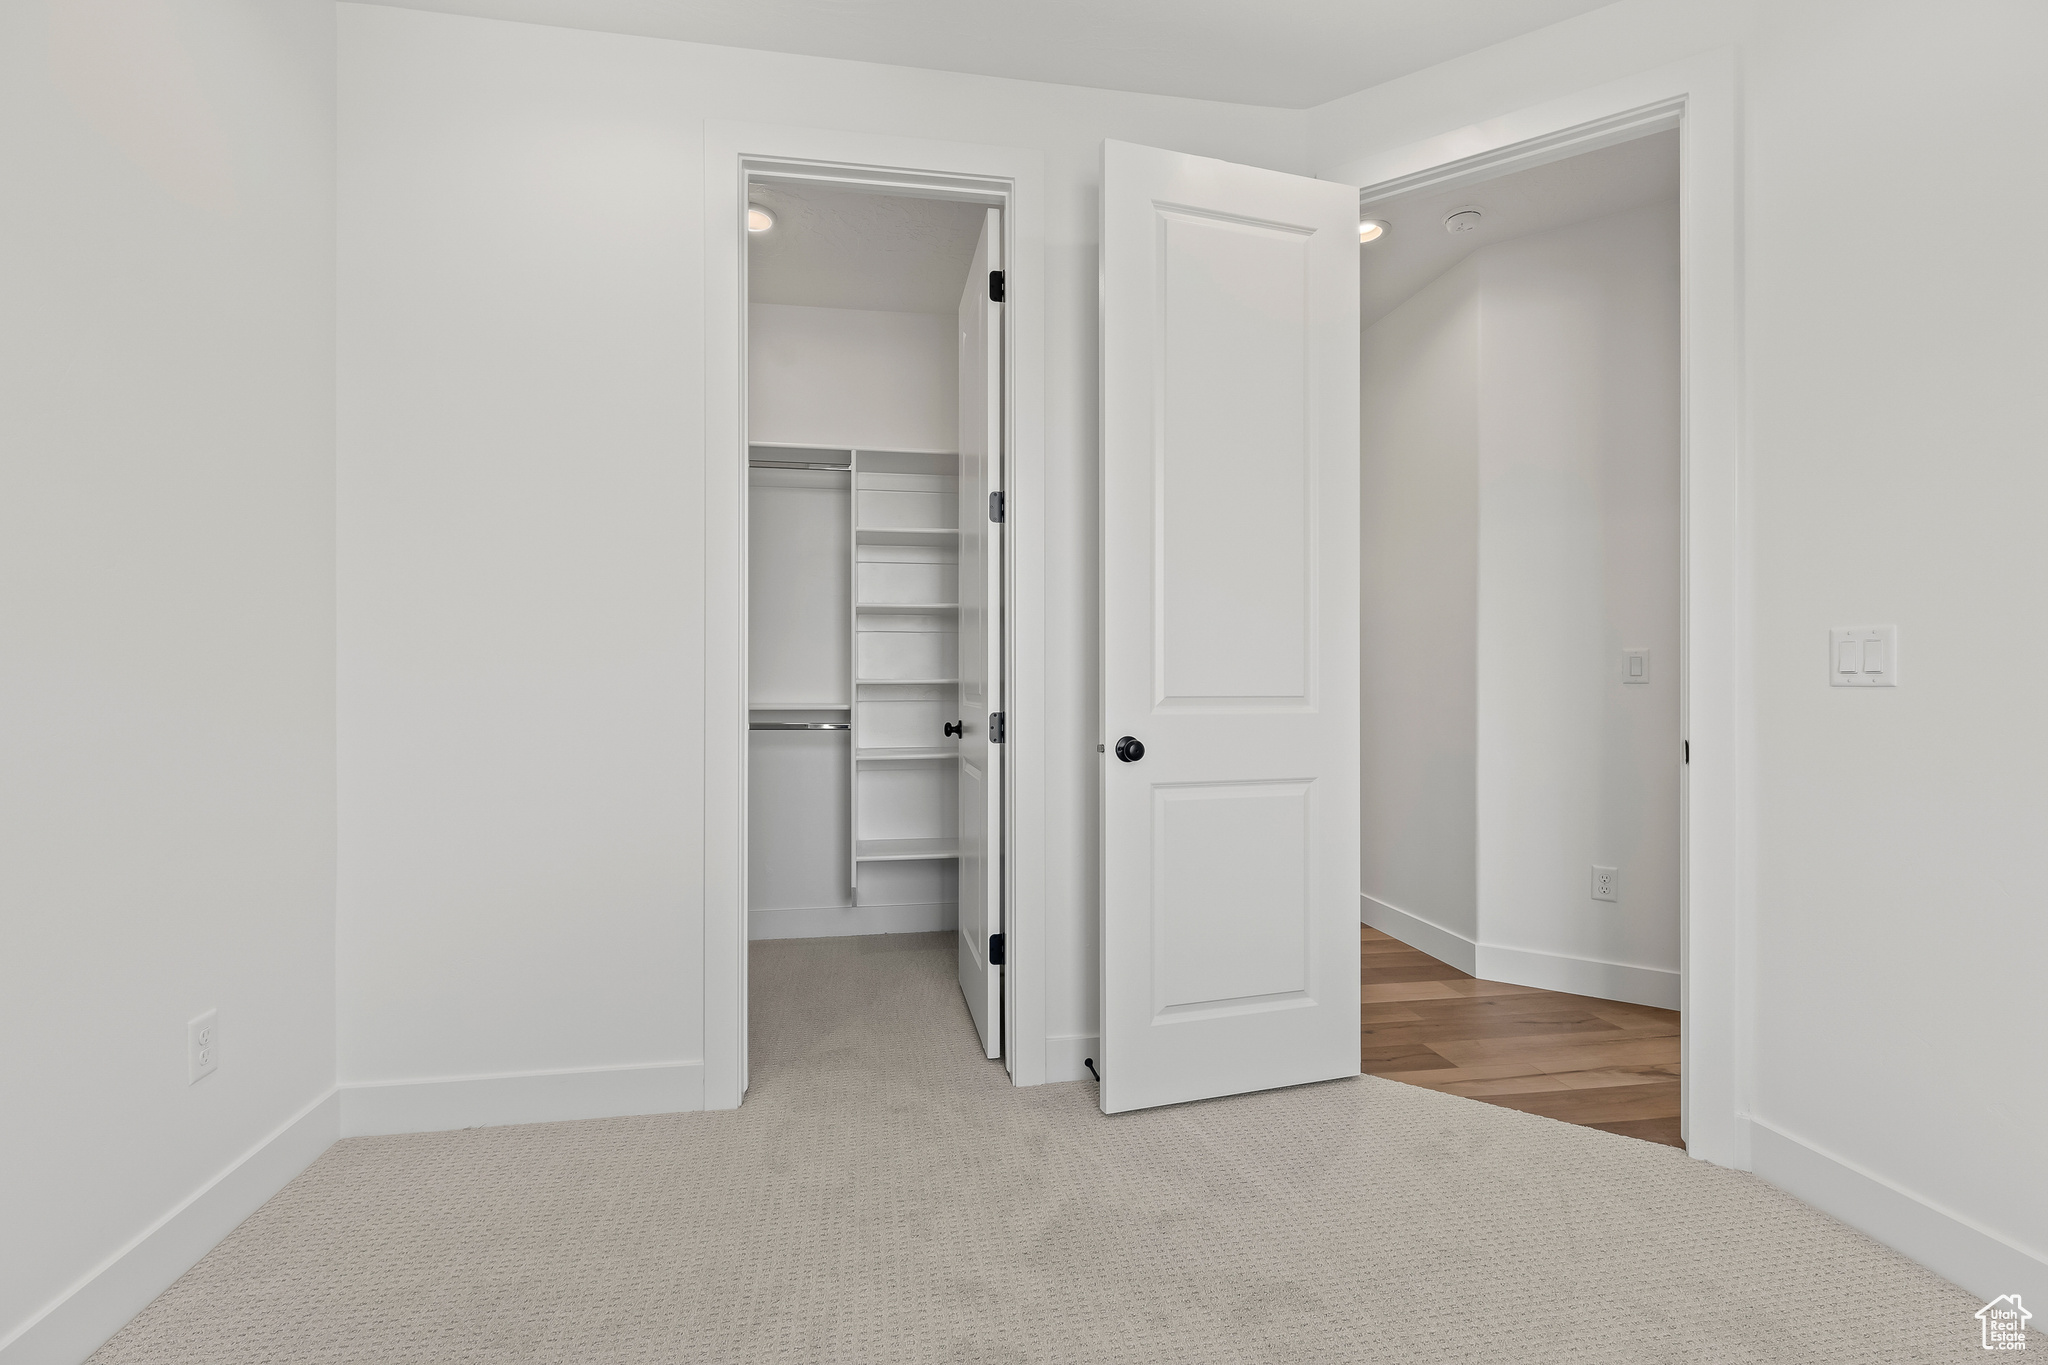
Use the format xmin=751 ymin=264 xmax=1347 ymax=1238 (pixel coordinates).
xmin=1359 ymin=262 xmax=1480 ymax=954
xmin=1319 ymin=0 xmax=2048 ymax=1308
xmin=1741 ymin=0 xmax=2048 ymax=1304
xmin=749 ymin=304 xmax=957 ymax=451
xmin=1477 ymin=202 xmax=1680 ymax=1004
xmin=335 ymin=1 xmax=1308 ymax=1114
xmin=749 ymin=472 xmax=851 ymax=711
xmin=335 ymin=9 xmax=708 ymax=1129
xmin=0 ymin=0 xmax=338 ymax=1357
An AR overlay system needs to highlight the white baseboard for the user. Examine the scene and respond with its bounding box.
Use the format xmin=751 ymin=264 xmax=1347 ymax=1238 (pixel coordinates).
xmin=1 ymin=1089 xmax=339 ymax=1365
xmin=749 ymin=902 xmax=956 ymax=940
xmin=1749 ymin=1116 xmax=2048 ymax=1309
xmin=1360 ymin=894 xmax=1678 ymax=1009
xmin=339 ymin=1060 xmax=704 ymax=1137
xmin=1046 ymin=1033 xmax=1098 ymax=1084
xmin=1477 ymin=942 xmax=1679 ymax=1010
xmin=1360 ymin=893 xmax=1477 ymax=974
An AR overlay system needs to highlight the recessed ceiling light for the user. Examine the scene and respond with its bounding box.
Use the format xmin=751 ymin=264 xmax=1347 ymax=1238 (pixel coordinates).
xmin=1444 ymin=208 xmax=1483 ymax=234
xmin=1358 ymin=219 xmax=1389 ymax=244
xmin=747 ymin=205 xmax=775 ymax=233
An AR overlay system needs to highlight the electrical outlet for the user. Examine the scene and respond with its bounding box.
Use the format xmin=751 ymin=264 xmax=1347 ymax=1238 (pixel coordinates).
xmin=188 ymin=1010 xmax=218 ymax=1084
xmin=1591 ymin=866 xmax=1619 ymax=903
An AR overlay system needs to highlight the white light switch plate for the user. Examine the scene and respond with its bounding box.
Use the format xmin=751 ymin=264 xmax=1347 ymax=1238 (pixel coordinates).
xmin=1830 ymin=625 xmax=1897 ymax=687
xmin=1622 ymin=648 xmax=1650 ymax=684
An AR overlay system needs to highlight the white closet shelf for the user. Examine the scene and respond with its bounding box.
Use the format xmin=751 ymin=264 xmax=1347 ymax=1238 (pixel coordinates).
xmin=854 ymin=838 xmax=960 ymax=862
xmin=855 ymin=677 xmax=959 ymax=686
xmin=856 ymin=747 xmax=956 ymax=764
xmin=855 ymin=602 xmax=959 ymax=614
xmin=749 ymin=701 xmax=851 ymax=710
xmin=855 ymin=526 xmax=959 ymax=547
xmin=749 ymin=441 xmax=853 ymax=454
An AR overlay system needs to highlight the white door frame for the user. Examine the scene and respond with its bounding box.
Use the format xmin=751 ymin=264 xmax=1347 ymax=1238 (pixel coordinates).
xmin=703 ymin=123 xmax=1050 ymax=1106
xmin=1323 ymin=51 xmax=1749 ymax=1169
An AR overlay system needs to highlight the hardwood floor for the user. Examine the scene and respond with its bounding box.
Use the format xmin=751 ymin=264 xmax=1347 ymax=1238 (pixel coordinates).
xmin=1360 ymin=925 xmax=1683 ymax=1148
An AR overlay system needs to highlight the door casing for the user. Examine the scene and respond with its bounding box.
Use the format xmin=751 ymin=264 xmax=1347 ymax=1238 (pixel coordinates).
xmin=1325 ymin=52 xmax=1747 ymax=1169
xmin=705 ymin=124 xmax=1049 ymax=1104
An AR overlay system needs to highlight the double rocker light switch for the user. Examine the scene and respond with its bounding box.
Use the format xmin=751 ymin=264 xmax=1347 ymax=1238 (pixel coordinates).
xmin=1830 ymin=626 xmax=1896 ymax=687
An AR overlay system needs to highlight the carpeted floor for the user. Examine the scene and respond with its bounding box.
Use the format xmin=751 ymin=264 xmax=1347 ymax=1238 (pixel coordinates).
xmin=92 ymin=932 xmax=2007 ymax=1363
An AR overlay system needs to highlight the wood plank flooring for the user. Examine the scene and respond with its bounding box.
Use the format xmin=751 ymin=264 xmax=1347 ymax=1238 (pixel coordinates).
xmin=1360 ymin=925 xmax=1682 ymax=1148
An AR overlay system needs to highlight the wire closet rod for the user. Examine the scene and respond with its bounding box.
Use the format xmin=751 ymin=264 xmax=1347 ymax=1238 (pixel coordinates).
xmin=749 ymin=722 xmax=850 ymax=731
xmin=749 ymin=458 xmax=852 ymax=471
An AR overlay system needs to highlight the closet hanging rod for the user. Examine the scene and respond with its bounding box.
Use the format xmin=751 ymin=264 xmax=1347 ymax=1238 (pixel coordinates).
xmin=749 ymin=458 xmax=852 ymax=472
xmin=748 ymin=721 xmax=850 ymax=731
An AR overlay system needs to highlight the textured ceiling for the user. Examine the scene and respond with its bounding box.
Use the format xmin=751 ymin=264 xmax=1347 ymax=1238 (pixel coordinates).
xmin=1361 ymin=129 xmax=1680 ymax=328
xmin=748 ymin=181 xmax=986 ymax=314
xmin=354 ymin=0 xmax=1621 ymax=108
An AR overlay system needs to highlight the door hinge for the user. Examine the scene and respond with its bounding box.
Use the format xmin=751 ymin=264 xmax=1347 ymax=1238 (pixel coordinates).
xmin=989 ymin=269 xmax=1005 ymax=303
xmin=989 ymin=711 xmax=1006 ymax=744
xmin=988 ymin=932 xmax=1005 ymax=965
xmin=989 ymin=490 xmax=1005 ymax=523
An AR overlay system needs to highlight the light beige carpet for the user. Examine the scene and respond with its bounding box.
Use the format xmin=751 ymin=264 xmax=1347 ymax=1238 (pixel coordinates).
xmin=92 ymin=933 xmax=2007 ymax=1363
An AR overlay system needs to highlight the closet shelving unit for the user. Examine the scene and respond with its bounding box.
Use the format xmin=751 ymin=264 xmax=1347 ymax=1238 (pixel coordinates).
xmin=848 ymin=447 xmax=961 ymax=891
xmin=748 ymin=441 xmax=961 ymax=911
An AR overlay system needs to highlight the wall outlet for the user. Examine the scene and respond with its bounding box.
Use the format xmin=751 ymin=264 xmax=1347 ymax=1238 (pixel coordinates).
xmin=188 ymin=1010 xmax=219 ymax=1084
xmin=1591 ymin=866 xmax=1619 ymax=902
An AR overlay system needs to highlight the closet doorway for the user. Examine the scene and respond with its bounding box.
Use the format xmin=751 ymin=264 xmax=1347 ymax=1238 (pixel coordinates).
xmin=742 ymin=174 xmax=1008 ymax=1076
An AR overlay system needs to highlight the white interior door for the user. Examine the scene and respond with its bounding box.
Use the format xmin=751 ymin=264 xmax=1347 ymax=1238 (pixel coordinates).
xmin=956 ymin=208 xmax=1003 ymax=1058
xmin=1097 ymin=140 xmax=1360 ymax=1113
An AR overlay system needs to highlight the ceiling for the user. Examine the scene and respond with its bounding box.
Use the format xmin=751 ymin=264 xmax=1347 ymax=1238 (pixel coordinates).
xmin=1359 ymin=129 xmax=1679 ymax=328
xmin=356 ymin=0 xmax=1620 ymax=108
xmin=748 ymin=181 xmax=986 ymax=314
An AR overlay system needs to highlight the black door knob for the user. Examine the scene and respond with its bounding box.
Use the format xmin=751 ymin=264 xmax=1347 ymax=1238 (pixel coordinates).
xmin=944 ymin=721 xmax=964 ymax=738
xmin=1115 ymin=736 xmax=1145 ymax=763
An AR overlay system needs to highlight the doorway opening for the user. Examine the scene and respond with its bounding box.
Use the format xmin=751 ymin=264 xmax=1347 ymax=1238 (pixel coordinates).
xmin=1355 ymin=126 xmax=1687 ymax=1146
xmin=740 ymin=172 xmax=1009 ymax=1093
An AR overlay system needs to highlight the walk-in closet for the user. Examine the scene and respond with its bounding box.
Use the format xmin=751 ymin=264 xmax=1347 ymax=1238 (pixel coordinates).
xmin=745 ymin=179 xmax=1006 ymax=1061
